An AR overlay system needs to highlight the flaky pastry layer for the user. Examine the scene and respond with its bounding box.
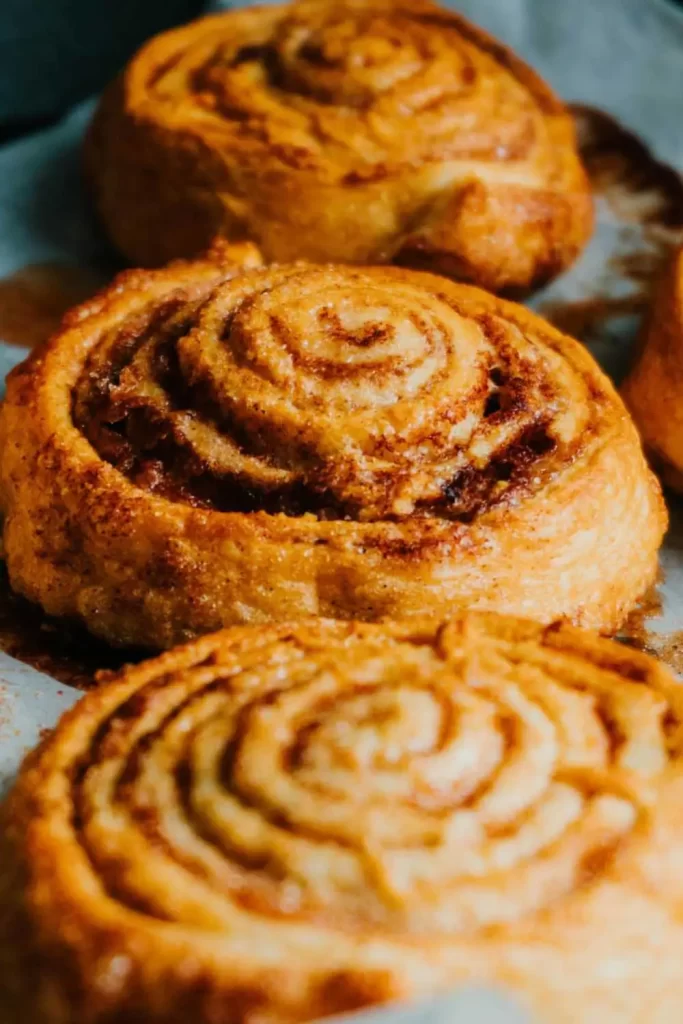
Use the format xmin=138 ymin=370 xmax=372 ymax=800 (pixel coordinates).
xmin=3 ymin=613 xmax=683 ymax=1022
xmin=0 ymin=247 xmax=665 ymax=648
xmin=85 ymin=0 xmax=593 ymax=293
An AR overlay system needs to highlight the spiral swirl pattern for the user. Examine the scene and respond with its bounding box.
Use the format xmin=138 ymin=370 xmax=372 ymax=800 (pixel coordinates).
xmin=0 ymin=251 xmax=665 ymax=647
xmin=152 ymin=1 xmax=537 ymax=171
xmin=72 ymin=262 xmax=602 ymax=521
xmin=86 ymin=0 xmax=593 ymax=290
xmin=4 ymin=614 xmax=683 ymax=1023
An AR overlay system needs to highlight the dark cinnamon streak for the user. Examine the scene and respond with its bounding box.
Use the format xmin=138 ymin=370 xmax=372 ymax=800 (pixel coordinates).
xmin=71 ymin=297 xmax=565 ymax=524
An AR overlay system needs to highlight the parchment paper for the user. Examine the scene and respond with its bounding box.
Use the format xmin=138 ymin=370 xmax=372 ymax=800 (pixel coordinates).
xmin=0 ymin=0 xmax=682 ymax=901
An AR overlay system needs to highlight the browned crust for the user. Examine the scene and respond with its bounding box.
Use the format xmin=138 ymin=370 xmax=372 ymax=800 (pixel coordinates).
xmin=4 ymin=612 xmax=683 ymax=1023
xmin=622 ymin=245 xmax=683 ymax=487
xmin=0 ymin=252 xmax=666 ymax=649
xmin=84 ymin=0 xmax=593 ymax=292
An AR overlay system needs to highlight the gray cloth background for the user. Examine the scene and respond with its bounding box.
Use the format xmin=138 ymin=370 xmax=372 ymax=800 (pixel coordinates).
xmin=0 ymin=0 xmax=202 ymax=124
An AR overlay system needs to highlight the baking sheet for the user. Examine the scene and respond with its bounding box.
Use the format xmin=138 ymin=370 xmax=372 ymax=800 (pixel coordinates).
xmin=0 ymin=4 xmax=681 ymax=1018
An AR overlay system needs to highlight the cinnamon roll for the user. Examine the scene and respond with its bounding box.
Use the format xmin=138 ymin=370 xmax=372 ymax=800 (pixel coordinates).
xmin=622 ymin=245 xmax=683 ymax=489
xmin=3 ymin=613 xmax=683 ymax=1023
xmin=0 ymin=251 xmax=665 ymax=649
xmin=85 ymin=0 xmax=593 ymax=293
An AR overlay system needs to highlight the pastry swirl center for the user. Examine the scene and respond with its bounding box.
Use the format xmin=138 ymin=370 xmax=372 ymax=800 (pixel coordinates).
xmin=68 ymin=622 xmax=681 ymax=937
xmin=151 ymin=2 xmax=541 ymax=169
xmin=73 ymin=265 xmax=595 ymax=521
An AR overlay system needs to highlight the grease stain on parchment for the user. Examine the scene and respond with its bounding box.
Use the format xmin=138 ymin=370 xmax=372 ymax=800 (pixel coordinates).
xmin=538 ymin=105 xmax=683 ymax=379
xmin=0 ymin=566 xmax=140 ymax=690
xmin=0 ymin=262 xmax=104 ymax=350
xmin=619 ymin=566 xmax=683 ymax=678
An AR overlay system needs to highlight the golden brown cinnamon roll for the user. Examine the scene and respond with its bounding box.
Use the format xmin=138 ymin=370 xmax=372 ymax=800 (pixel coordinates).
xmin=622 ymin=245 xmax=683 ymax=489
xmin=3 ymin=613 xmax=683 ymax=1023
xmin=85 ymin=0 xmax=593 ymax=293
xmin=0 ymin=250 xmax=665 ymax=649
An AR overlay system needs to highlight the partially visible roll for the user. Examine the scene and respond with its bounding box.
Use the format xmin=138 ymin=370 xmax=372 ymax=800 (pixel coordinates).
xmin=3 ymin=613 xmax=683 ymax=1023
xmin=622 ymin=245 xmax=683 ymax=489
xmin=0 ymin=248 xmax=665 ymax=648
xmin=85 ymin=0 xmax=593 ymax=292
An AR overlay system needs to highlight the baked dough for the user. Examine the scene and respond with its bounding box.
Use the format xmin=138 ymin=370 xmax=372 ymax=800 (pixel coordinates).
xmin=0 ymin=247 xmax=665 ymax=648
xmin=622 ymin=245 xmax=683 ymax=489
xmin=3 ymin=613 xmax=683 ymax=1023
xmin=85 ymin=0 xmax=593 ymax=293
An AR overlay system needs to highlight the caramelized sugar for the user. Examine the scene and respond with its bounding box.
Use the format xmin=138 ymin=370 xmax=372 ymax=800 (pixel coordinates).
xmin=0 ymin=566 xmax=141 ymax=690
